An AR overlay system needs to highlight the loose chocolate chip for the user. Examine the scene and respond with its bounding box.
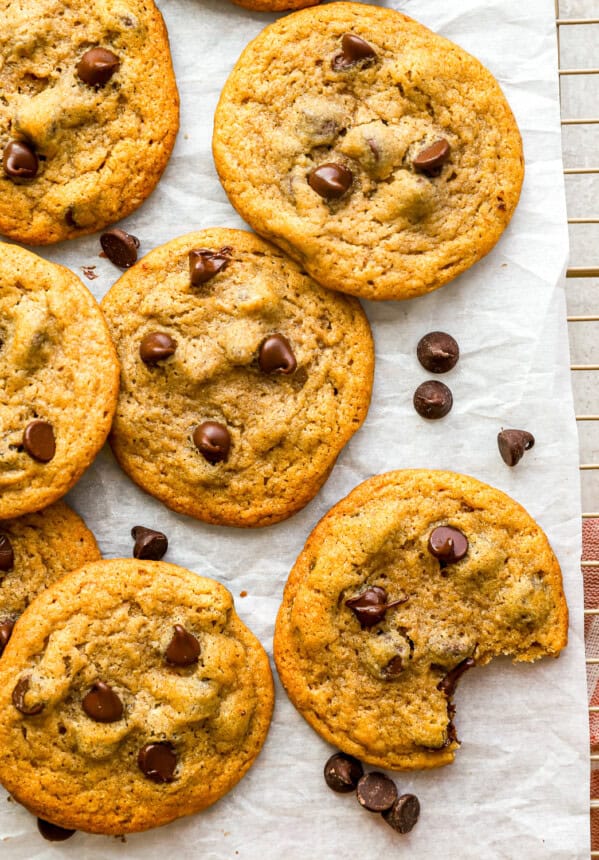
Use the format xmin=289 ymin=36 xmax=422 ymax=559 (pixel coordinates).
xmin=383 ymin=656 xmax=404 ymax=678
xmin=139 ymin=332 xmax=177 ymax=365
xmin=131 ymin=525 xmax=168 ymax=560
xmin=193 ymin=421 xmax=230 ymax=464
xmin=165 ymin=624 xmax=201 ymax=666
xmin=417 ymin=331 xmax=460 ymax=374
xmin=437 ymin=657 xmax=476 ymax=697
xmin=497 ymin=429 xmax=535 ymax=467
xmin=346 ymin=586 xmax=407 ymax=629
xmin=189 ymin=247 xmax=231 ymax=286
xmin=22 ymin=420 xmax=56 ymax=462
xmin=413 ymin=139 xmax=451 ymax=175
xmin=76 ymin=47 xmax=120 ymax=86
xmin=324 ymin=753 xmax=364 ymax=793
xmin=0 ymin=619 xmax=15 ymax=655
xmin=138 ymin=742 xmax=177 ymax=783
xmin=413 ymin=380 xmax=453 ymax=419
xmin=258 ymin=334 xmax=297 ymax=375
xmin=308 ymin=163 xmax=353 ymax=200
xmin=382 ymin=793 xmax=421 ymax=834
xmin=428 ymin=526 xmax=468 ymax=564
xmin=356 ymin=772 xmax=398 ymax=813
xmin=100 ymin=228 xmax=140 ymax=268
xmin=37 ymin=819 xmax=76 ymax=842
xmin=332 ymin=33 xmax=377 ymax=70
xmin=0 ymin=534 xmax=14 ymax=572
xmin=12 ymin=677 xmax=43 ymax=716
xmin=82 ymin=681 xmax=123 ymax=723
xmin=3 ymin=140 xmax=38 ymax=179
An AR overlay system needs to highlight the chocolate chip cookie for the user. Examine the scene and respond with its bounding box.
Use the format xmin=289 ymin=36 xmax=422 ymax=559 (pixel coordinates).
xmin=0 ymin=0 xmax=179 ymax=244
xmin=0 ymin=558 xmax=274 ymax=833
xmin=213 ymin=3 xmax=524 ymax=301
xmin=101 ymin=228 xmax=373 ymax=527
xmin=274 ymin=470 xmax=567 ymax=770
xmin=230 ymin=0 xmax=318 ymax=11
xmin=0 ymin=244 xmax=120 ymax=518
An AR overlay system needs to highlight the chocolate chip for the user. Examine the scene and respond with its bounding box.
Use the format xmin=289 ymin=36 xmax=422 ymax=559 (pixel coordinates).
xmin=258 ymin=334 xmax=297 ymax=375
xmin=82 ymin=681 xmax=123 ymax=723
xmin=22 ymin=420 xmax=56 ymax=462
xmin=3 ymin=140 xmax=38 ymax=179
xmin=332 ymin=33 xmax=377 ymax=70
xmin=12 ymin=677 xmax=43 ymax=715
xmin=437 ymin=657 xmax=476 ymax=697
xmin=345 ymin=586 xmax=407 ymax=629
xmin=413 ymin=381 xmax=453 ymax=419
xmin=356 ymin=772 xmax=398 ymax=812
xmin=193 ymin=421 xmax=230 ymax=464
xmin=138 ymin=742 xmax=177 ymax=783
xmin=165 ymin=624 xmax=201 ymax=666
xmin=0 ymin=534 xmax=14 ymax=572
xmin=37 ymin=819 xmax=76 ymax=842
xmin=76 ymin=47 xmax=120 ymax=86
xmin=0 ymin=619 xmax=15 ymax=655
xmin=382 ymin=793 xmax=421 ymax=834
xmin=383 ymin=655 xmax=404 ymax=678
xmin=324 ymin=753 xmax=364 ymax=793
xmin=413 ymin=139 xmax=451 ymax=175
xmin=417 ymin=332 xmax=459 ymax=373
xmin=131 ymin=525 xmax=168 ymax=560
xmin=497 ymin=429 xmax=535 ymax=467
xmin=308 ymin=163 xmax=353 ymax=200
xmin=100 ymin=228 xmax=140 ymax=268
xmin=139 ymin=332 xmax=177 ymax=365
xmin=428 ymin=526 xmax=468 ymax=564
xmin=189 ymin=247 xmax=231 ymax=286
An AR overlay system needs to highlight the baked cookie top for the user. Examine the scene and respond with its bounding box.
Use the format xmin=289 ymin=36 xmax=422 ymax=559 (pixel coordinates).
xmin=213 ymin=2 xmax=524 ymax=301
xmin=230 ymin=0 xmax=318 ymax=11
xmin=0 ymin=0 xmax=179 ymax=244
xmin=274 ymin=470 xmax=568 ymax=770
xmin=0 ymin=559 xmax=274 ymax=833
xmin=0 ymin=244 xmax=120 ymax=518
xmin=101 ymin=228 xmax=374 ymax=527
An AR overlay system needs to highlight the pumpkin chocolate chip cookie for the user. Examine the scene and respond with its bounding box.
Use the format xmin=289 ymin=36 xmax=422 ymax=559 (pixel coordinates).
xmin=101 ymin=228 xmax=374 ymax=527
xmin=213 ymin=2 xmax=524 ymax=301
xmin=0 ymin=559 xmax=274 ymax=833
xmin=274 ymin=470 xmax=567 ymax=770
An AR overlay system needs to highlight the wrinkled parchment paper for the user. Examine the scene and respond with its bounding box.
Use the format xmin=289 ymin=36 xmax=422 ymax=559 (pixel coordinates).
xmin=0 ymin=0 xmax=590 ymax=856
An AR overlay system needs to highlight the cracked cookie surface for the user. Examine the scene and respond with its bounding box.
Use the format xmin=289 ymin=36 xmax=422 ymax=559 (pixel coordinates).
xmin=101 ymin=228 xmax=374 ymax=527
xmin=274 ymin=470 xmax=567 ymax=770
xmin=0 ymin=0 xmax=179 ymax=244
xmin=213 ymin=2 xmax=524 ymax=301
xmin=0 ymin=559 xmax=274 ymax=833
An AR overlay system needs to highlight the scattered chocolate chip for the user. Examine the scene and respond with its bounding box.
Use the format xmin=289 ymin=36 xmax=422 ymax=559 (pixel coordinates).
xmin=165 ymin=624 xmax=201 ymax=667
xmin=37 ymin=819 xmax=76 ymax=842
xmin=417 ymin=332 xmax=459 ymax=373
xmin=0 ymin=534 xmax=14 ymax=572
xmin=82 ymin=681 xmax=123 ymax=723
xmin=258 ymin=334 xmax=297 ymax=375
xmin=131 ymin=525 xmax=168 ymax=560
xmin=308 ymin=163 xmax=353 ymax=200
xmin=139 ymin=332 xmax=177 ymax=365
xmin=497 ymin=429 xmax=535 ymax=467
xmin=189 ymin=247 xmax=231 ymax=286
xmin=138 ymin=742 xmax=177 ymax=783
xmin=0 ymin=619 xmax=15 ymax=655
xmin=193 ymin=421 xmax=230 ymax=464
xmin=345 ymin=586 xmax=407 ymax=629
xmin=100 ymin=228 xmax=140 ymax=268
xmin=428 ymin=526 xmax=468 ymax=564
xmin=356 ymin=772 xmax=398 ymax=813
xmin=22 ymin=420 xmax=56 ymax=462
xmin=81 ymin=266 xmax=99 ymax=281
xmin=383 ymin=656 xmax=404 ymax=678
xmin=12 ymin=677 xmax=43 ymax=716
xmin=332 ymin=33 xmax=377 ymax=70
xmin=382 ymin=793 xmax=421 ymax=834
xmin=324 ymin=753 xmax=364 ymax=793
xmin=413 ymin=139 xmax=451 ymax=175
xmin=437 ymin=657 xmax=476 ymax=697
xmin=76 ymin=47 xmax=120 ymax=86
xmin=3 ymin=140 xmax=38 ymax=179
xmin=413 ymin=381 xmax=453 ymax=419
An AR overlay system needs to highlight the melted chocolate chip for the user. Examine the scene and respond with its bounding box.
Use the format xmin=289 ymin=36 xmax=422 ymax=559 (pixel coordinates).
xmin=382 ymin=793 xmax=421 ymax=834
xmin=497 ymin=429 xmax=535 ymax=467
xmin=324 ymin=752 xmax=364 ymax=793
xmin=345 ymin=586 xmax=407 ymax=629
xmin=138 ymin=742 xmax=177 ymax=783
xmin=383 ymin=655 xmax=404 ymax=678
xmin=413 ymin=380 xmax=453 ymax=419
xmin=356 ymin=772 xmax=398 ymax=813
xmin=165 ymin=624 xmax=201 ymax=666
xmin=332 ymin=33 xmax=377 ymax=70
xmin=189 ymin=248 xmax=231 ymax=286
xmin=131 ymin=526 xmax=168 ymax=560
xmin=193 ymin=421 xmax=230 ymax=464
xmin=22 ymin=420 xmax=56 ymax=462
xmin=77 ymin=47 xmax=120 ymax=86
xmin=417 ymin=332 xmax=460 ymax=373
xmin=413 ymin=139 xmax=451 ymax=175
xmin=82 ymin=681 xmax=123 ymax=723
xmin=139 ymin=332 xmax=177 ymax=365
xmin=428 ymin=526 xmax=468 ymax=564
xmin=258 ymin=334 xmax=297 ymax=375
xmin=100 ymin=228 xmax=140 ymax=268
xmin=12 ymin=677 xmax=43 ymax=715
xmin=308 ymin=163 xmax=353 ymax=200
xmin=0 ymin=534 xmax=14 ymax=572
xmin=437 ymin=657 xmax=476 ymax=697
xmin=37 ymin=819 xmax=76 ymax=842
xmin=0 ymin=619 xmax=15 ymax=655
xmin=3 ymin=140 xmax=38 ymax=179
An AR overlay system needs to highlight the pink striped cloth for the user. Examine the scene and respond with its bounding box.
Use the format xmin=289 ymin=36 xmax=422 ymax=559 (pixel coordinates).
xmin=583 ymin=520 xmax=599 ymax=850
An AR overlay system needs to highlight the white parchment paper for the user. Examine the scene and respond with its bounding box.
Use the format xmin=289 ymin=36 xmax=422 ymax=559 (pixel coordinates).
xmin=0 ymin=0 xmax=590 ymax=856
